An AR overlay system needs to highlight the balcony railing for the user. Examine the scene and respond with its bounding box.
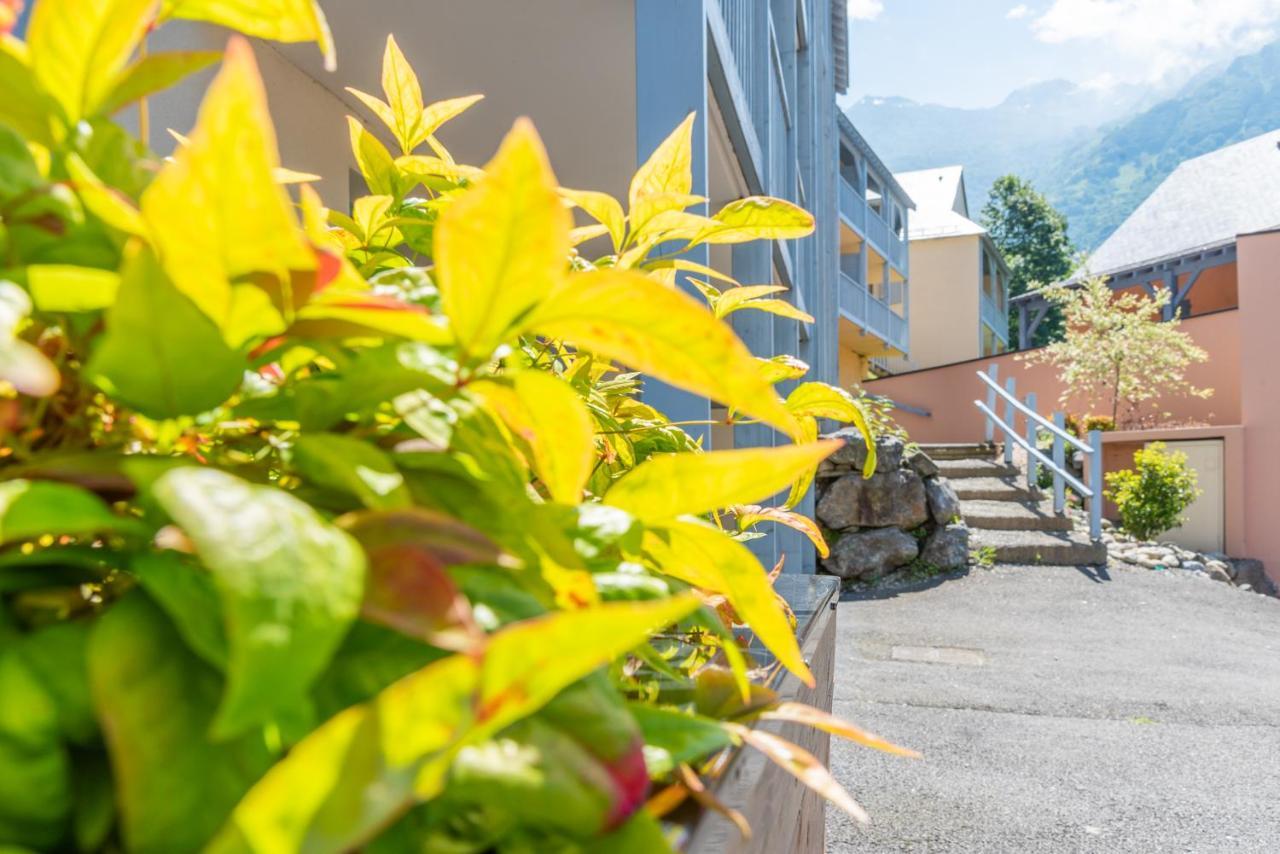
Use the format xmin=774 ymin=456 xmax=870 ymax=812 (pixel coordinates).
xmin=840 ymin=271 xmax=909 ymax=354
xmin=838 ymin=178 xmax=908 ymax=275
xmin=981 ymin=291 xmax=1008 ymax=341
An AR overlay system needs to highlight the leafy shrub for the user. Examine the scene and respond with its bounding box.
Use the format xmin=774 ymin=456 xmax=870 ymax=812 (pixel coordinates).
xmin=0 ymin=3 xmax=899 ymax=851
xmin=1065 ymin=413 xmax=1116 ymax=437
xmin=1104 ymin=443 xmax=1201 ymax=541
xmin=855 ymin=389 xmax=911 ymax=444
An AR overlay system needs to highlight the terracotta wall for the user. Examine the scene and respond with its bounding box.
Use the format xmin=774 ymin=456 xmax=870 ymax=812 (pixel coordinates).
xmin=1237 ymin=231 xmax=1280 ymax=585
xmin=866 ymin=308 xmax=1243 ymax=444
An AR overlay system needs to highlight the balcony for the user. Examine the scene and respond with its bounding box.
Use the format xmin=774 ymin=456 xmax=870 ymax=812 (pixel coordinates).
xmin=838 ymin=177 xmax=908 ymax=275
xmin=840 ymin=271 xmax=909 ymax=354
xmin=981 ymin=291 xmax=1009 ymax=342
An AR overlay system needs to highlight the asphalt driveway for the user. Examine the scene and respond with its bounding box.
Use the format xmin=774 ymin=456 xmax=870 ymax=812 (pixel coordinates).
xmin=826 ymin=564 xmax=1280 ymax=853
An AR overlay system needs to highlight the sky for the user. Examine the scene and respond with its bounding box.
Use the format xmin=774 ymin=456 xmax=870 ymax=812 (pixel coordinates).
xmin=845 ymin=0 xmax=1280 ymax=108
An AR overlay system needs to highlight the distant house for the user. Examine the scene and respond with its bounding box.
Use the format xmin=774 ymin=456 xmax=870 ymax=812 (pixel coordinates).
xmin=887 ymin=166 xmax=1010 ymax=372
xmin=1013 ymin=129 xmax=1280 ymax=348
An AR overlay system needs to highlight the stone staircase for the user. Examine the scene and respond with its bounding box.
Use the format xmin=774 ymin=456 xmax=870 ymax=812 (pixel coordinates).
xmin=920 ymin=443 xmax=1107 ymax=567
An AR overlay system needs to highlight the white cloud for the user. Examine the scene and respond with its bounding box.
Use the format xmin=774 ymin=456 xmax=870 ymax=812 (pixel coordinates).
xmin=848 ymin=0 xmax=885 ymax=21
xmin=1032 ymin=0 xmax=1280 ymax=80
xmin=1006 ymin=4 xmax=1031 ymax=19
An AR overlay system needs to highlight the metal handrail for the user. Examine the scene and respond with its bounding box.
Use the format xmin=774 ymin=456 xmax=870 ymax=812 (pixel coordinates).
xmin=977 ymin=370 xmax=1090 ymax=454
xmin=974 ymin=363 xmax=1103 ymax=541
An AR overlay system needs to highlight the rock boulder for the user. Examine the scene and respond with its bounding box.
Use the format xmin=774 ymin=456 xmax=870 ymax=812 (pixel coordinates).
xmin=925 ymin=477 xmax=962 ymax=525
xmin=921 ymin=524 xmax=970 ymax=569
xmin=816 ymin=469 xmax=929 ymax=530
xmin=824 ymin=527 xmax=921 ymax=580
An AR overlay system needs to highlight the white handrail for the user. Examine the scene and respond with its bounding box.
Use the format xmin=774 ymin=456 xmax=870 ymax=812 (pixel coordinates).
xmin=977 ymin=371 xmax=1090 ymax=454
xmin=974 ymin=365 xmax=1104 ymax=542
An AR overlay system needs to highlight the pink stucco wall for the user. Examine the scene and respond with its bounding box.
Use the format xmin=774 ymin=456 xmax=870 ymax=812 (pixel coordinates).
xmin=1238 ymin=230 xmax=1280 ymax=585
xmin=866 ymin=308 xmax=1243 ymax=444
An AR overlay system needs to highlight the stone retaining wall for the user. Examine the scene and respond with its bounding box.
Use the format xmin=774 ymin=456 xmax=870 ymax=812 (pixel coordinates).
xmin=815 ymin=432 xmax=968 ymax=582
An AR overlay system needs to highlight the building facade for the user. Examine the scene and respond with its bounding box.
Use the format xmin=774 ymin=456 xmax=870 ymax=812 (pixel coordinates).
xmin=888 ymin=166 xmax=1009 ymax=372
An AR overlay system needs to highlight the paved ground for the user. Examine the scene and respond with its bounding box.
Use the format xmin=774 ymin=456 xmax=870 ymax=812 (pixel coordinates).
xmin=826 ymin=564 xmax=1280 ymax=853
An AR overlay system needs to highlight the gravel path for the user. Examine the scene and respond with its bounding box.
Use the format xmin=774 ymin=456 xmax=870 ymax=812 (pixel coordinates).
xmin=827 ymin=563 xmax=1280 ymax=853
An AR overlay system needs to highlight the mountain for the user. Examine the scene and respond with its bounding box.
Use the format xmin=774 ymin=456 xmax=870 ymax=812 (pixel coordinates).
xmin=848 ymin=40 xmax=1280 ymax=250
xmin=846 ymin=79 xmax=1151 ymax=225
xmin=1041 ymin=41 xmax=1280 ymax=248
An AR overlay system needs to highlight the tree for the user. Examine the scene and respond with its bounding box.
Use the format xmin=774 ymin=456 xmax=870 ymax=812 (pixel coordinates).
xmin=980 ymin=174 xmax=1075 ymax=346
xmin=1020 ymin=277 xmax=1212 ymax=428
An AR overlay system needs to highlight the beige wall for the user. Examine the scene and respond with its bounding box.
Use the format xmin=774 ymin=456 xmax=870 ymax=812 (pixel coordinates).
xmin=895 ymin=235 xmax=980 ymax=371
xmin=1238 ymin=231 xmax=1280 ymax=585
xmin=866 ymin=307 xmax=1243 ymax=445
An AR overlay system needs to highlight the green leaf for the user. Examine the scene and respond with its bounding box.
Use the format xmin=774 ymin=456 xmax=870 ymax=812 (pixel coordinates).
xmin=291 ymin=434 xmax=412 ymax=511
xmin=605 ymin=440 xmax=838 ymax=522
xmin=89 ymin=593 xmax=275 ymax=853
xmin=691 ymin=196 xmax=815 ymax=245
xmin=149 ymin=467 xmax=366 ymax=738
xmin=0 ymin=479 xmax=139 ymax=545
xmin=629 ymin=704 xmax=733 ymax=778
xmin=14 ymin=621 xmax=97 ymax=744
xmin=26 ymin=0 xmax=155 ymax=123
xmin=129 ymin=550 xmax=228 ymax=669
xmin=0 ymin=120 xmax=43 ymax=199
xmin=140 ymin=37 xmax=314 ymax=329
xmin=435 ymin=119 xmax=570 ymax=361
xmin=162 ymin=0 xmax=335 ymax=70
xmin=645 ymin=520 xmax=813 ymax=686
xmin=586 ymin=810 xmax=678 ymax=853
xmin=529 ymin=269 xmax=800 ymax=437
xmin=86 ymin=245 xmax=244 ymax=418
xmin=0 ymin=646 xmax=69 ymax=849
xmin=0 ymin=36 xmax=62 ymax=145
xmin=27 ymin=265 xmax=119 ymax=312
xmin=212 ymin=596 xmax=699 ymax=854
xmin=97 ymin=50 xmax=223 ymax=116
xmin=471 ymin=370 xmax=596 ymax=505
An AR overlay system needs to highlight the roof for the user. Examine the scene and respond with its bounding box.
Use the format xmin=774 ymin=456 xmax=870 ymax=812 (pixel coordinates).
xmin=894 ymin=166 xmax=987 ymax=241
xmin=1086 ymin=129 xmax=1280 ymax=275
xmin=837 ymin=112 xmax=915 ymax=209
xmin=895 ymin=167 xmax=969 ymax=217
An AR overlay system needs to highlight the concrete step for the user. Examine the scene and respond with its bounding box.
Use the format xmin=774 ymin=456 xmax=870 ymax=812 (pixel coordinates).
xmin=935 ymin=458 xmax=1021 ymax=480
xmin=960 ymin=499 xmax=1075 ymax=532
xmin=917 ymin=442 xmax=998 ymax=461
xmin=971 ymin=529 xmax=1107 ymax=566
xmin=952 ymin=477 xmax=1040 ymax=503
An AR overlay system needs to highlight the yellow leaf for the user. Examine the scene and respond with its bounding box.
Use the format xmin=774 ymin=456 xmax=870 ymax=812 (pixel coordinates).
xmin=345 ymin=86 xmax=397 ymax=137
xmin=140 ymin=37 xmax=314 ymax=329
xmin=528 ymin=269 xmax=799 ymax=437
xmin=471 ymin=371 xmax=596 ymax=505
xmin=27 ymin=0 xmax=155 ymax=123
xmin=416 ymin=94 xmax=485 ymax=149
xmin=606 ymin=441 xmax=839 ymax=522
xmin=435 ymin=119 xmax=569 ymax=361
xmin=27 ymin=265 xmax=120 ymax=312
xmin=785 ymin=383 xmax=876 ymax=477
xmin=733 ymin=298 xmax=814 ymax=324
xmin=379 ymin=35 xmax=424 ymax=154
xmin=273 ymin=166 xmax=322 ymax=185
xmin=347 ymin=116 xmax=401 ymax=197
xmin=629 ymin=113 xmax=694 ymax=212
xmin=691 ymin=196 xmax=815 ymax=245
xmin=759 ymin=702 xmax=920 ymax=758
xmin=65 ymin=153 xmax=147 ymax=236
xmin=560 ymin=187 xmax=626 ymax=251
xmin=757 ymin=354 xmax=810 ymax=385
xmin=645 ymin=521 xmax=812 ymax=686
xmin=643 ymin=258 xmax=739 ymax=287
xmin=711 ymin=285 xmax=788 ymax=318
xmin=395 ymin=155 xmax=484 ymax=185
xmin=628 ymin=195 xmax=709 ymax=253
xmin=162 ymin=0 xmax=335 ymax=71
xmin=724 ymin=722 xmax=869 ymax=823
xmin=569 ymin=223 xmax=610 ymax=247
xmin=735 ymin=505 xmax=830 ymax=558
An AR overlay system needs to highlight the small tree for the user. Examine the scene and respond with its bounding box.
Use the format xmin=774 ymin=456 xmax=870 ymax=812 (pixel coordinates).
xmin=980 ymin=175 xmax=1075 ymax=345
xmin=1021 ymin=277 xmax=1212 ymax=428
xmin=1105 ymin=443 xmax=1201 ymax=541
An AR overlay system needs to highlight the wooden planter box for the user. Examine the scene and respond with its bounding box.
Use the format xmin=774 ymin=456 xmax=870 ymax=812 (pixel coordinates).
xmin=683 ymin=574 xmax=840 ymax=853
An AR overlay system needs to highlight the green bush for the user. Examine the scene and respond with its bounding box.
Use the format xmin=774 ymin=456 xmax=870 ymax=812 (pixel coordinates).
xmin=1104 ymin=443 xmax=1201 ymax=541
xmin=0 ymin=3 xmax=897 ymax=851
